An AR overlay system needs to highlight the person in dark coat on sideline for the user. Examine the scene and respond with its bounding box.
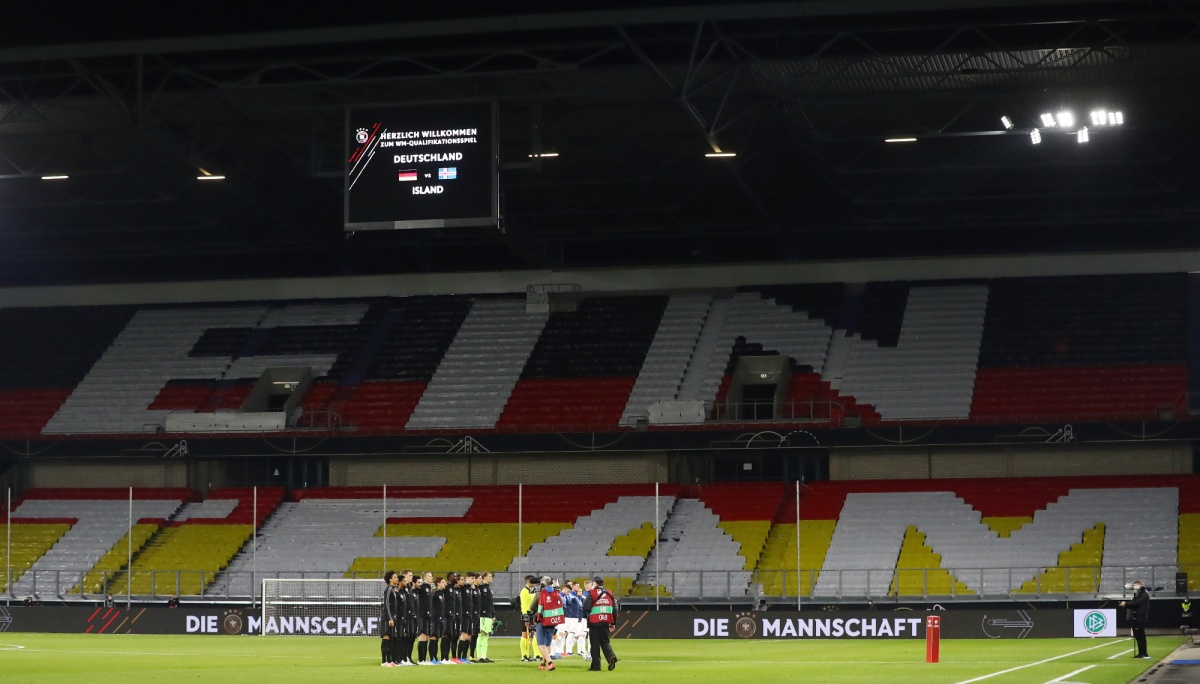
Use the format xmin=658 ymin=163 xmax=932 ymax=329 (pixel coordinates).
xmin=1120 ymin=580 xmax=1151 ymax=659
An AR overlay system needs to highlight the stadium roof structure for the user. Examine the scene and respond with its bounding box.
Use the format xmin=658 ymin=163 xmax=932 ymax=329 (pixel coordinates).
xmin=0 ymin=0 xmax=1196 ymax=286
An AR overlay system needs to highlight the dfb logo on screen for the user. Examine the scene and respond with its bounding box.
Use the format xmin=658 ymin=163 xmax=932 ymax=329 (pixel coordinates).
xmin=186 ymin=615 xmax=219 ymax=633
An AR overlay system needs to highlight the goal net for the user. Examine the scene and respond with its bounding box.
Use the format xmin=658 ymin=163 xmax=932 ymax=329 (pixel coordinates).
xmin=260 ymin=578 xmax=383 ymax=636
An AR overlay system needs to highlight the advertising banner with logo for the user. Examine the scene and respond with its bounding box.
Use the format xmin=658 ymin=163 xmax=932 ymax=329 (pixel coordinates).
xmin=613 ymin=609 xmax=1073 ymax=640
xmin=0 ymin=606 xmax=256 ymax=635
xmin=1073 ymin=608 xmax=1116 ymax=637
xmin=0 ymin=606 xmax=527 ymax=637
xmin=0 ymin=606 xmax=1076 ymax=639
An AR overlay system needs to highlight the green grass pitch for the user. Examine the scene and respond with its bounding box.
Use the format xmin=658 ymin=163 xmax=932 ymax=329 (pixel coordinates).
xmin=0 ymin=634 xmax=1186 ymax=683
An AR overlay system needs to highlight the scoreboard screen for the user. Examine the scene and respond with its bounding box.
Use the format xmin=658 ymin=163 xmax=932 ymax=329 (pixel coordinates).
xmin=344 ymin=102 xmax=497 ymax=231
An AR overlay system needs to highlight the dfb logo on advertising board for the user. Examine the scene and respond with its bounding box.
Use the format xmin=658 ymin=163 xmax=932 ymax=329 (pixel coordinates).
xmin=1073 ymin=609 xmax=1116 ymax=637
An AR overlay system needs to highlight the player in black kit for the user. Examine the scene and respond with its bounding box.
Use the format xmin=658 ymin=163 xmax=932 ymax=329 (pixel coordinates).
xmin=429 ymin=576 xmax=447 ymax=664
xmin=415 ymin=571 xmax=435 ymax=664
xmin=380 ymin=570 xmax=401 ymax=667
xmin=453 ymin=573 xmax=474 ymax=663
xmin=400 ymin=570 xmax=419 ymax=665
xmin=465 ymin=572 xmax=482 ymax=661
xmin=442 ymin=572 xmax=464 ymax=664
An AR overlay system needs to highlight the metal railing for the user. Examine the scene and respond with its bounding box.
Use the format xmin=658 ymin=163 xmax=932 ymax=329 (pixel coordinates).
xmin=6 ymin=565 xmax=1191 ymax=604
xmin=712 ymin=398 xmax=842 ymax=423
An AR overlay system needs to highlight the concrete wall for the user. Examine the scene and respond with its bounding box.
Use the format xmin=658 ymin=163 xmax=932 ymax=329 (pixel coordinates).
xmin=331 ymin=451 xmax=669 ymax=486
xmin=1 ymin=249 xmax=1198 ymax=308
xmin=25 ymin=460 xmax=189 ymax=488
xmin=828 ymin=443 xmax=1190 ymax=480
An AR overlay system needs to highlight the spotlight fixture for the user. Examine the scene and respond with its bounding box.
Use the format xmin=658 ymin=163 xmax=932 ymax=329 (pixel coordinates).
xmin=1000 ymin=116 xmax=1014 ymax=130
xmin=1040 ymin=113 xmax=1056 ymax=127
xmin=1055 ymin=110 xmax=1075 ymax=129
xmin=1077 ymin=127 xmax=1089 ymax=143
xmin=1090 ymin=110 xmax=1106 ymax=126
xmin=883 ymin=138 xmax=917 ymax=143
xmin=1030 ymin=128 xmax=1042 ymax=145
xmin=704 ymin=152 xmax=737 ymax=157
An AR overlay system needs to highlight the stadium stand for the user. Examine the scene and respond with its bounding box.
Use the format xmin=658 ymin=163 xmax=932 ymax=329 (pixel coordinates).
xmin=971 ymin=273 xmax=1188 ymax=422
xmin=0 ymin=520 xmax=72 ymax=595
xmin=620 ymin=293 xmax=712 ymax=426
xmin=113 ymin=484 xmax=287 ymax=596
xmin=679 ymin=291 xmax=835 ymax=408
xmin=6 ymin=489 xmax=191 ymax=598
xmin=206 ymin=488 xmax=439 ymax=596
xmin=2 ymin=476 xmax=1195 ymax=600
xmin=114 ymin=484 xmax=288 ymax=595
xmin=0 ymin=273 xmax=1190 ymax=436
xmin=799 ymin=476 xmax=1189 ymax=597
xmin=77 ymin=522 xmax=160 ymax=595
xmin=0 ymin=306 xmax=135 ymax=435
xmin=643 ymin=483 xmax=785 ymax=597
xmin=43 ymin=302 xmax=368 ymax=434
xmin=832 ymin=284 xmax=988 ymax=421
xmin=519 ymin=495 xmax=673 ymax=597
xmin=335 ymin=296 xmax=472 ymax=431
xmin=757 ymin=494 xmax=838 ymax=598
xmin=498 ymin=296 xmax=667 ymax=431
xmin=406 ymin=297 xmax=548 ymax=429
xmin=220 ymin=485 xmax=683 ymax=598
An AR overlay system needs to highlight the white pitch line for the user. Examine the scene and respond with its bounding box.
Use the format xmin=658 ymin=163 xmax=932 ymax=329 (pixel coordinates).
xmin=953 ymin=639 xmax=1125 ymax=684
xmin=1046 ymin=664 xmax=1095 ymax=683
xmin=18 ymin=648 xmax=321 ymax=660
xmin=1106 ymin=648 xmax=1134 ymax=660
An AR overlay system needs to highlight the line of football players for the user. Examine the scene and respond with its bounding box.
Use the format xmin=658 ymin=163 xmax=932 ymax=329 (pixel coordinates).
xmin=379 ymin=569 xmax=497 ymax=666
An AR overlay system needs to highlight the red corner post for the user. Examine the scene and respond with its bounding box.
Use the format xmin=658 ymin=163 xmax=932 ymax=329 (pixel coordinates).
xmin=925 ymin=615 xmax=941 ymax=663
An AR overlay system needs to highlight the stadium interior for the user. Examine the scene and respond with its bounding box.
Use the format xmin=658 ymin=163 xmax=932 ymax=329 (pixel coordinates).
xmin=2 ymin=0 xmax=1200 ymax=610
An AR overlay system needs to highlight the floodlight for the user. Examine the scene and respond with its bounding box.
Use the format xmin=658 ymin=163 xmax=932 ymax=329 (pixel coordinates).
xmin=1000 ymin=116 xmax=1014 ymax=130
xmin=1077 ymin=127 xmax=1089 ymax=143
xmin=1030 ymin=128 xmax=1042 ymax=145
xmin=197 ymin=175 xmax=226 ymax=181
xmin=883 ymin=138 xmax=917 ymax=143
xmin=1091 ymin=110 xmax=1106 ymax=126
xmin=1113 ymin=111 xmax=1123 ymax=125
xmin=704 ymin=152 xmax=737 ymax=157
xmin=40 ymin=175 xmax=68 ymax=180
xmin=1040 ymin=113 xmax=1056 ymax=127
xmin=528 ymin=152 xmax=560 ymax=158
xmin=1056 ymin=111 xmax=1074 ymax=129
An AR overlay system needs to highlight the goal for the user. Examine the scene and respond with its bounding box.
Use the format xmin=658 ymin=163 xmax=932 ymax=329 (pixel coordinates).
xmin=260 ymin=578 xmax=383 ymax=636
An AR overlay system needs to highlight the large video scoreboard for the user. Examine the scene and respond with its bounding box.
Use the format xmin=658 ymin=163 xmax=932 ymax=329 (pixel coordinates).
xmin=344 ymin=102 xmax=497 ymax=231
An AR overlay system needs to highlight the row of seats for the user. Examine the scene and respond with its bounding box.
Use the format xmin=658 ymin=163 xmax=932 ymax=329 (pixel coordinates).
xmin=3 ymin=478 xmax=1197 ymax=598
xmin=0 ymin=275 xmax=1191 ymax=434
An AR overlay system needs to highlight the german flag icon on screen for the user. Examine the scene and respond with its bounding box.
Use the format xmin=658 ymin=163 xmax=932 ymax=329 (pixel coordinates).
xmin=397 ymin=169 xmax=417 ymax=182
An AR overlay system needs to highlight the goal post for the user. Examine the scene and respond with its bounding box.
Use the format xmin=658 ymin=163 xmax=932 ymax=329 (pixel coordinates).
xmin=260 ymin=578 xmax=383 ymax=636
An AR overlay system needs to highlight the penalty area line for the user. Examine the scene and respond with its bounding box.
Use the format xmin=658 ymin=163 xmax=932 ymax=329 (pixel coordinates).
xmin=952 ymin=639 xmax=1125 ymax=684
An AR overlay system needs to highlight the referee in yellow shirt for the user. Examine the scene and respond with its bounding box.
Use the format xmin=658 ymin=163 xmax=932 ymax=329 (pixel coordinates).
xmin=518 ymin=575 xmax=539 ymax=661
